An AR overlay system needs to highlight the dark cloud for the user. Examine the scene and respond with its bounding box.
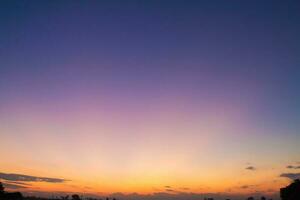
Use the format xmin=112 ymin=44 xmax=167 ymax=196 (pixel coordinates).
xmin=280 ymin=173 xmax=300 ymax=180
xmin=240 ymin=185 xmax=257 ymax=189
xmin=0 ymin=172 xmax=67 ymax=183
xmin=3 ymin=183 xmax=28 ymax=189
xmin=240 ymin=185 xmax=250 ymax=189
xmin=165 ymin=189 xmax=175 ymax=192
xmin=165 ymin=186 xmax=171 ymax=188
xmin=245 ymin=166 xmax=256 ymax=171
xmin=4 ymin=181 xmax=31 ymax=186
xmin=286 ymin=165 xmax=300 ymax=169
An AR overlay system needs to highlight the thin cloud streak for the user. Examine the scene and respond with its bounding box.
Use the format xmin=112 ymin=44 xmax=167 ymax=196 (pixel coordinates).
xmin=286 ymin=165 xmax=300 ymax=169
xmin=245 ymin=166 xmax=256 ymax=171
xmin=280 ymin=173 xmax=300 ymax=180
xmin=0 ymin=172 xmax=68 ymax=183
xmin=3 ymin=183 xmax=29 ymax=189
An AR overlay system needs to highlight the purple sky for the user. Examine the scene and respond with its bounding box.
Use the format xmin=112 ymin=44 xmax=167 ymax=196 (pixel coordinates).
xmin=0 ymin=0 xmax=300 ymax=198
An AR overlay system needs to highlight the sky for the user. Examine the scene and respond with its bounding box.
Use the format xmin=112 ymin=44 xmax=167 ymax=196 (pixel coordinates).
xmin=0 ymin=0 xmax=300 ymax=199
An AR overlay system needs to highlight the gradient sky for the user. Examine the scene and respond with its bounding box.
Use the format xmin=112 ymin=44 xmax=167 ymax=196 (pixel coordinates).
xmin=0 ymin=0 xmax=300 ymax=199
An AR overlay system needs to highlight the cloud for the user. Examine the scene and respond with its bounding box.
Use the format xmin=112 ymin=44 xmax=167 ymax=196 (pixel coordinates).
xmin=163 ymin=186 xmax=182 ymax=194
xmin=279 ymin=173 xmax=300 ymax=180
xmin=165 ymin=189 xmax=176 ymax=192
xmin=3 ymin=181 xmax=31 ymax=186
xmin=286 ymin=165 xmax=300 ymax=169
xmin=240 ymin=185 xmax=257 ymax=189
xmin=3 ymin=182 xmax=29 ymax=189
xmin=245 ymin=166 xmax=256 ymax=171
xmin=180 ymin=187 xmax=190 ymax=190
xmin=0 ymin=172 xmax=67 ymax=183
xmin=240 ymin=185 xmax=250 ymax=189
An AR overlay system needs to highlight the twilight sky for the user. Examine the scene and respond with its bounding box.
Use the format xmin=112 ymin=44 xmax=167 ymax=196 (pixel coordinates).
xmin=0 ymin=0 xmax=300 ymax=199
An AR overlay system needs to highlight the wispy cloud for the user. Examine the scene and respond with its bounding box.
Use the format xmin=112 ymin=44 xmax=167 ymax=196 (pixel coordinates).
xmin=279 ymin=173 xmax=300 ymax=180
xmin=245 ymin=166 xmax=256 ymax=171
xmin=240 ymin=185 xmax=250 ymax=189
xmin=3 ymin=182 xmax=29 ymax=189
xmin=3 ymin=181 xmax=31 ymax=186
xmin=165 ymin=189 xmax=176 ymax=192
xmin=180 ymin=187 xmax=190 ymax=190
xmin=240 ymin=185 xmax=257 ymax=189
xmin=0 ymin=172 xmax=67 ymax=183
xmin=286 ymin=165 xmax=300 ymax=169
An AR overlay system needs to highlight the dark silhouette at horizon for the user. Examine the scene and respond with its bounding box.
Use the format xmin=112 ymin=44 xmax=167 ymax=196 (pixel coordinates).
xmin=1 ymin=180 xmax=300 ymax=200
xmin=0 ymin=182 xmax=23 ymax=200
xmin=280 ymin=179 xmax=300 ymax=200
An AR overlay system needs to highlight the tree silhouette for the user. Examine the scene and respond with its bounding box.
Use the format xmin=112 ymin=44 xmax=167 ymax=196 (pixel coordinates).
xmin=3 ymin=192 xmax=23 ymax=200
xmin=61 ymin=195 xmax=69 ymax=200
xmin=280 ymin=179 xmax=300 ymax=200
xmin=72 ymin=194 xmax=81 ymax=200
xmin=0 ymin=182 xmax=4 ymax=194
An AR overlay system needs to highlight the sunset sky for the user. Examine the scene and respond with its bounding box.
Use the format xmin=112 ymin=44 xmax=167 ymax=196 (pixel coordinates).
xmin=0 ymin=1 xmax=300 ymax=199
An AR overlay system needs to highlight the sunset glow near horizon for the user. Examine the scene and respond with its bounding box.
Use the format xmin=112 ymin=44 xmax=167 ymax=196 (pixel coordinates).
xmin=0 ymin=1 xmax=300 ymax=199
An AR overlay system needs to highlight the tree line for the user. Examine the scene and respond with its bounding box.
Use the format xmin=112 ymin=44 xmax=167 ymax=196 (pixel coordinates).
xmin=0 ymin=179 xmax=299 ymax=200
